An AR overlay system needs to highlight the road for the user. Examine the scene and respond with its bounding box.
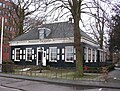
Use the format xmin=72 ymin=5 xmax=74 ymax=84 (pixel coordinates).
xmin=108 ymin=68 xmax=120 ymax=83
xmin=0 ymin=77 xmax=94 ymax=91
xmin=0 ymin=69 xmax=119 ymax=91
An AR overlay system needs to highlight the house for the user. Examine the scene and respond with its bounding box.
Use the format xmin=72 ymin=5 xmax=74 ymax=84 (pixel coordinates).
xmin=9 ymin=22 xmax=106 ymax=67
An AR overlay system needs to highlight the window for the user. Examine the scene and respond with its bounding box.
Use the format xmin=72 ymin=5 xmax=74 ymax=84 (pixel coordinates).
xmin=26 ymin=48 xmax=32 ymax=61
xmin=65 ymin=46 xmax=74 ymax=62
xmin=0 ymin=2 xmax=2 ymax=7
xmin=15 ymin=48 xmax=20 ymax=61
xmin=88 ymin=48 xmax=91 ymax=61
xmin=49 ymin=47 xmax=57 ymax=62
xmin=39 ymin=29 xmax=45 ymax=39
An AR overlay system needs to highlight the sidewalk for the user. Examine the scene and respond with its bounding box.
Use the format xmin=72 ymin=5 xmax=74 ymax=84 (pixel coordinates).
xmin=0 ymin=73 xmax=120 ymax=89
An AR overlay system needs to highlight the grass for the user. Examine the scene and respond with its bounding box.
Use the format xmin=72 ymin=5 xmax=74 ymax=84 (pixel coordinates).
xmin=11 ymin=67 xmax=100 ymax=81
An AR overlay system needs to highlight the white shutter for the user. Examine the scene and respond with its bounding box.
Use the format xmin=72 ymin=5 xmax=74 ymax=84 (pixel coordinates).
xmin=86 ymin=47 xmax=89 ymax=63
xmin=12 ymin=55 xmax=14 ymax=59
xmin=32 ymin=55 xmax=34 ymax=60
xmin=74 ymin=55 xmax=76 ymax=60
xmin=94 ymin=50 xmax=97 ymax=62
xmin=35 ymin=54 xmax=36 ymax=57
xmin=90 ymin=48 xmax=93 ymax=62
xmin=47 ymin=55 xmax=49 ymax=60
xmin=20 ymin=55 xmax=22 ymax=59
xmin=62 ymin=48 xmax=64 ymax=54
xmin=23 ymin=55 xmax=25 ymax=59
xmin=12 ymin=50 xmax=14 ymax=54
xmin=23 ymin=50 xmax=25 ymax=54
xmin=57 ymin=49 xmax=60 ymax=54
xmin=20 ymin=50 xmax=22 ymax=54
xmin=74 ymin=48 xmax=76 ymax=53
xmin=46 ymin=49 xmax=49 ymax=54
xmin=62 ymin=55 xmax=64 ymax=60
xmin=32 ymin=49 xmax=34 ymax=54
xmin=57 ymin=55 xmax=60 ymax=60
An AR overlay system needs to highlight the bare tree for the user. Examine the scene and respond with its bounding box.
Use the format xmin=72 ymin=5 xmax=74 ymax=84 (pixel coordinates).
xmin=9 ymin=0 xmax=46 ymax=36
xmin=87 ymin=0 xmax=110 ymax=49
xmin=44 ymin=0 xmax=109 ymax=76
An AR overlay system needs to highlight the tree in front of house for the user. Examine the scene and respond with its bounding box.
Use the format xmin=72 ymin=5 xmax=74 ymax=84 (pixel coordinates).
xmin=44 ymin=0 xmax=110 ymax=76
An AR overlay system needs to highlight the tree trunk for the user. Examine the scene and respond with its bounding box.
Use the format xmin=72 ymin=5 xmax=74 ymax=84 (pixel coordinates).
xmin=73 ymin=15 xmax=83 ymax=77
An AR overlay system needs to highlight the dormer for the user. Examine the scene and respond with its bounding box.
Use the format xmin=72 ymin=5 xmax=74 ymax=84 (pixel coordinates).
xmin=38 ymin=28 xmax=51 ymax=39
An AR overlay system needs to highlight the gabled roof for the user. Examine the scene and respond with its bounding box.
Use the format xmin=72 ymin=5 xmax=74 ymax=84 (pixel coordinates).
xmin=12 ymin=22 xmax=96 ymax=43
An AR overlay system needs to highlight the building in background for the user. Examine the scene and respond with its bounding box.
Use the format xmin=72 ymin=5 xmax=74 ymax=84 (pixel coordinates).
xmin=0 ymin=0 xmax=18 ymax=62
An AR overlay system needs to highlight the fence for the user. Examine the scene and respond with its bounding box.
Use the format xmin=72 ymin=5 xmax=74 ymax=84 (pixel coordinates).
xmin=1 ymin=64 xmax=106 ymax=81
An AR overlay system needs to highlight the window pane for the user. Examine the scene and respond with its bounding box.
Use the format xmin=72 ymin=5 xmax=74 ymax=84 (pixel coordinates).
xmin=49 ymin=47 xmax=57 ymax=62
xmin=26 ymin=48 xmax=32 ymax=61
xmin=15 ymin=49 xmax=20 ymax=61
xmin=65 ymin=46 xmax=74 ymax=62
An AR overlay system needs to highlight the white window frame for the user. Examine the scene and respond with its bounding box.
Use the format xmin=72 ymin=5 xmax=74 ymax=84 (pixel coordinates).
xmin=15 ymin=48 xmax=20 ymax=61
xmin=65 ymin=46 xmax=74 ymax=63
xmin=49 ymin=47 xmax=57 ymax=62
xmin=26 ymin=48 xmax=32 ymax=62
xmin=84 ymin=47 xmax=87 ymax=61
xmin=94 ymin=50 xmax=97 ymax=62
xmin=86 ymin=47 xmax=89 ymax=63
xmin=90 ymin=48 xmax=93 ymax=62
xmin=88 ymin=48 xmax=91 ymax=61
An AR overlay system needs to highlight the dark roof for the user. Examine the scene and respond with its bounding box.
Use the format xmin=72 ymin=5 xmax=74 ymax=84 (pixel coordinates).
xmin=12 ymin=22 xmax=96 ymax=43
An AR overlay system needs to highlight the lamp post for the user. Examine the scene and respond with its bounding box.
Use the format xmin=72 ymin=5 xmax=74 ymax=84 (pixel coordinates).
xmin=0 ymin=17 xmax=4 ymax=72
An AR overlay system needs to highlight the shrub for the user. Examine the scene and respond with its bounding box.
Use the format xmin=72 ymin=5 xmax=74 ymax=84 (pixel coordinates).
xmin=2 ymin=62 xmax=15 ymax=73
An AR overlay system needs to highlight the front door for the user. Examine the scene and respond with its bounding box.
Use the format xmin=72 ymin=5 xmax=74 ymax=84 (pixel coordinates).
xmin=38 ymin=52 xmax=43 ymax=66
xmin=37 ymin=47 xmax=46 ymax=66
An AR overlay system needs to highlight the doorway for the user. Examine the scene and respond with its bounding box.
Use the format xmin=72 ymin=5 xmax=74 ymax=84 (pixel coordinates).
xmin=38 ymin=52 xmax=43 ymax=66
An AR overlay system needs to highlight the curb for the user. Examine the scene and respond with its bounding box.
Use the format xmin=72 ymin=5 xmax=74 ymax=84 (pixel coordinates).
xmin=0 ymin=73 xmax=120 ymax=89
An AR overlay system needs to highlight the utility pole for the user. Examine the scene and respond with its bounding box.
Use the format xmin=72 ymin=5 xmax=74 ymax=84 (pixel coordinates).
xmin=0 ymin=17 xmax=4 ymax=72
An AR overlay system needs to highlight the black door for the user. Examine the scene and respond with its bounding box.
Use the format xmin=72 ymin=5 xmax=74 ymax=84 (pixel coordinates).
xmin=38 ymin=52 xmax=42 ymax=65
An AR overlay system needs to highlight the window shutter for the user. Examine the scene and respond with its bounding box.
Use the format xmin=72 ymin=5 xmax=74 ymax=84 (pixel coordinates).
xmin=20 ymin=50 xmax=22 ymax=54
xmin=85 ymin=47 xmax=89 ymax=63
xmin=20 ymin=55 xmax=22 ymax=59
xmin=12 ymin=50 xmax=14 ymax=54
xmin=90 ymin=49 xmax=93 ymax=62
xmin=62 ymin=48 xmax=64 ymax=54
xmin=57 ymin=49 xmax=60 ymax=54
xmin=94 ymin=50 xmax=97 ymax=62
xmin=57 ymin=55 xmax=60 ymax=60
xmin=32 ymin=55 xmax=34 ymax=60
xmin=23 ymin=50 xmax=25 ymax=54
xmin=32 ymin=49 xmax=34 ymax=54
xmin=47 ymin=55 xmax=49 ymax=60
xmin=23 ymin=55 xmax=25 ymax=59
xmin=74 ymin=48 xmax=76 ymax=53
xmin=46 ymin=49 xmax=49 ymax=54
xmin=74 ymin=55 xmax=76 ymax=60
xmin=62 ymin=55 xmax=64 ymax=60
xmin=12 ymin=55 xmax=14 ymax=59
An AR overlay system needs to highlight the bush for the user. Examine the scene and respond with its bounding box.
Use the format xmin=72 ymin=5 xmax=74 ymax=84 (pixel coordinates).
xmin=2 ymin=62 xmax=15 ymax=73
xmin=84 ymin=66 xmax=101 ymax=73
